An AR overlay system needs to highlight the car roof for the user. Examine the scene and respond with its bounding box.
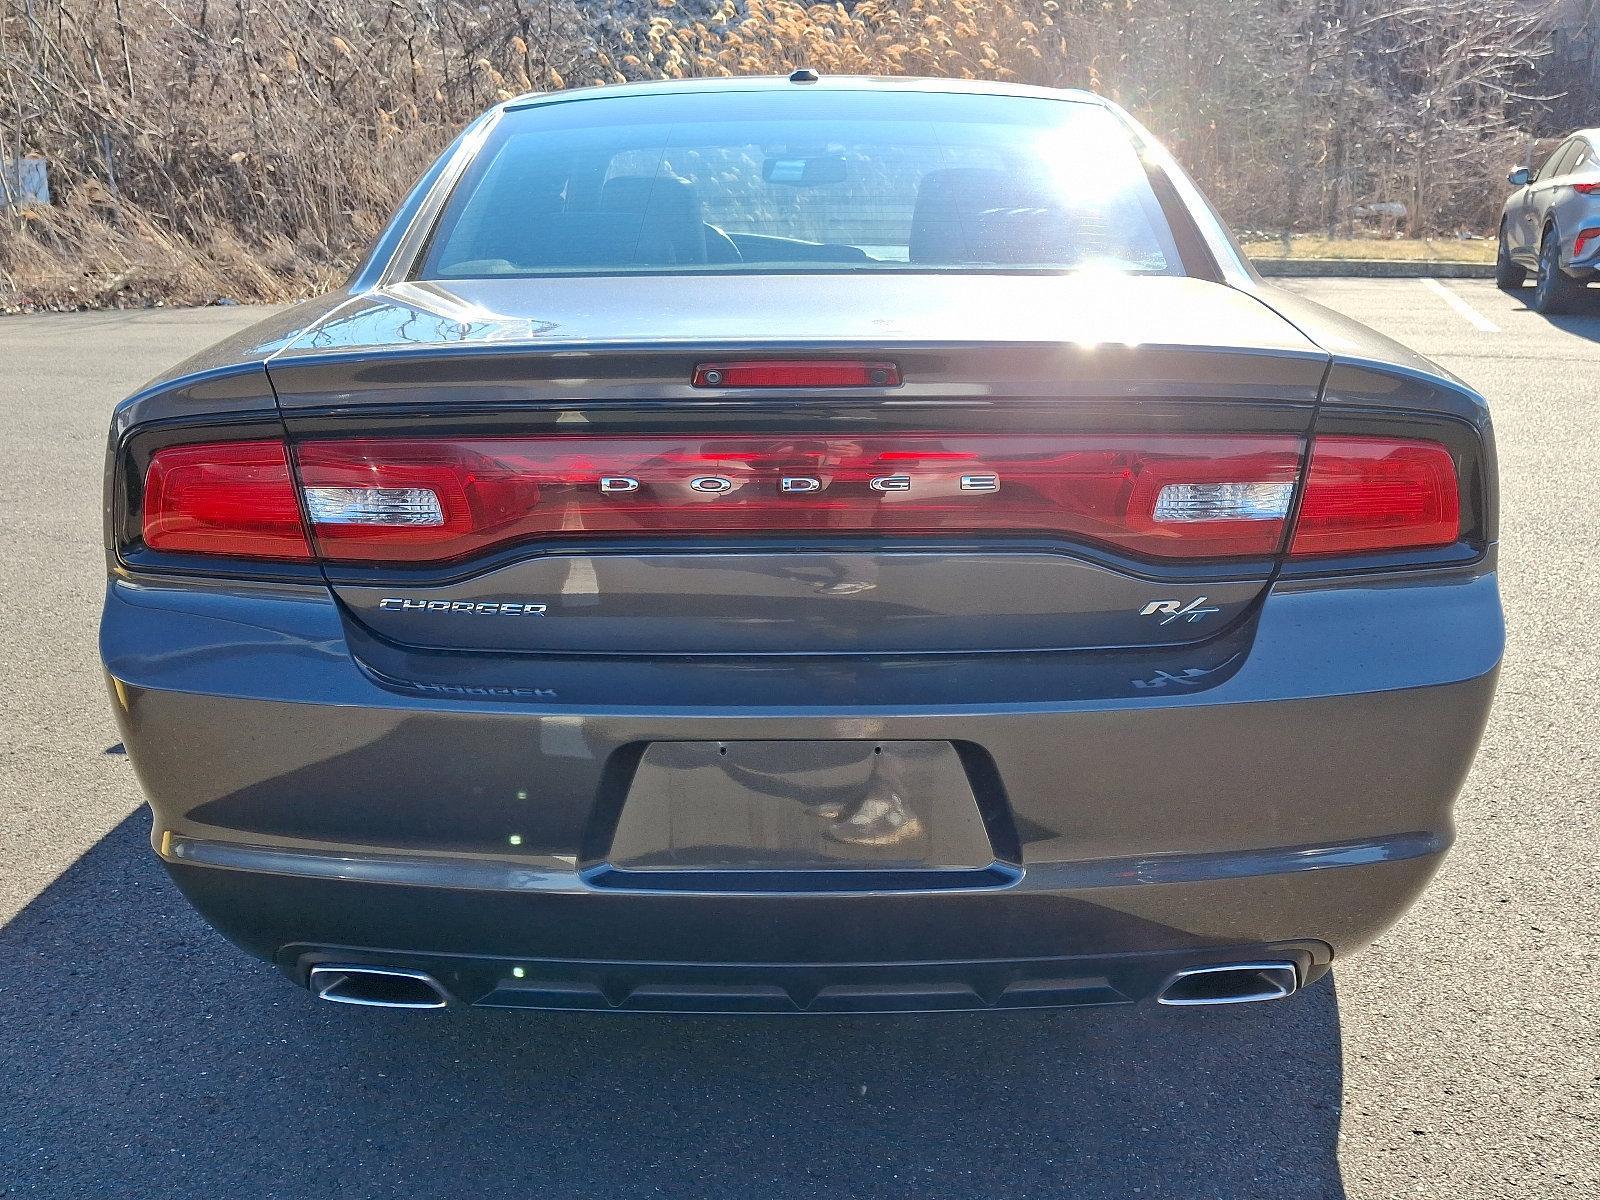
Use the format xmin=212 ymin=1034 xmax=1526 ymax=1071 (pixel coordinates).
xmin=502 ymin=74 xmax=1107 ymax=113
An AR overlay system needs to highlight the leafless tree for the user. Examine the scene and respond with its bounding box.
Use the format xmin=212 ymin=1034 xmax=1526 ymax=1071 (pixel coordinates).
xmin=0 ymin=0 xmax=1570 ymax=308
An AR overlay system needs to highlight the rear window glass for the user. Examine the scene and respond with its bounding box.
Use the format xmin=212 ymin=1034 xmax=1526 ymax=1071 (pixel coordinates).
xmin=420 ymin=89 xmax=1184 ymax=279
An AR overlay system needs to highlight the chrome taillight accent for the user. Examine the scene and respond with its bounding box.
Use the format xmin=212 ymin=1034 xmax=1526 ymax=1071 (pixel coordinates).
xmin=303 ymin=487 xmax=445 ymax=526
xmin=1152 ymin=482 xmax=1295 ymax=523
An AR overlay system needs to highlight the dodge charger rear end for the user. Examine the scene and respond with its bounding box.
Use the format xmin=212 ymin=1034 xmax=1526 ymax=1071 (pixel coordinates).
xmin=101 ymin=77 xmax=1502 ymax=1013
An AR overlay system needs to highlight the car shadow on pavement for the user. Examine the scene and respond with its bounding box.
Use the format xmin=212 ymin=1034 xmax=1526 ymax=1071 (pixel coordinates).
xmin=3 ymin=809 xmax=1348 ymax=1200
xmin=1514 ymin=284 xmax=1600 ymax=333
xmin=1543 ymin=309 xmax=1600 ymax=338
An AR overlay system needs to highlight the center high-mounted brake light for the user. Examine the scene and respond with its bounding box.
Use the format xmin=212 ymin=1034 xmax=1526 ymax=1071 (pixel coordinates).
xmin=692 ymin=361 xmax=901 ymax=388
xmin=136 ymin=432 xmax=1464 ymax=568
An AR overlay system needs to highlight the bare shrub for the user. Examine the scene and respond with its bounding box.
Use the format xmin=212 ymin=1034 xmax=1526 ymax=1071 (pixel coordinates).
xmin=0 ymin=0 xmax=596 ymax=307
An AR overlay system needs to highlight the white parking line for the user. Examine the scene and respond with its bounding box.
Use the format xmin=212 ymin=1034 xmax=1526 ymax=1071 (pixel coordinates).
xmin=1421 ymin=278 xmax=1500 ymax=333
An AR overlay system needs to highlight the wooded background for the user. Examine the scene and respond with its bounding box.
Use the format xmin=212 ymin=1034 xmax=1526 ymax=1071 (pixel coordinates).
xmin=0 ymin=0 xmax=1594 ymax=308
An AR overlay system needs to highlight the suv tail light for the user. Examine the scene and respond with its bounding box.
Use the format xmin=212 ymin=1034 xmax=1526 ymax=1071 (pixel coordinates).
xmin=133 ymin=432 xmax=1465 ymax=568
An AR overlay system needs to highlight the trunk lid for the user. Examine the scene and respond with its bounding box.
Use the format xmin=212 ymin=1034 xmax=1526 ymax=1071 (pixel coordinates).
xmin=268 ymin=274 xmax=1327 ymax=656
xmin=269 ymin=274 xmax=1319 ymax=381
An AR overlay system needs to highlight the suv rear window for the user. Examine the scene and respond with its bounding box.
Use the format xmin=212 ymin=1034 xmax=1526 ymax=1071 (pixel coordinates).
xmin=421 ymin=89 xmax=1184 ymax=279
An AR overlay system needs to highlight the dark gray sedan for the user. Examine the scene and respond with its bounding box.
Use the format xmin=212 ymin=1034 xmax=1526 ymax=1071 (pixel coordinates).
xmin=101 ymin=75 xmax=1502 ymax=1014
xmin=1498 ymin=128 xmax=1600 ymax=312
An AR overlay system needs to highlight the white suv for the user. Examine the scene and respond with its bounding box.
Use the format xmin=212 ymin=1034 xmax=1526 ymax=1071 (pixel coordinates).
xmin=1497 ymin=130 xmax=1600 ymax=314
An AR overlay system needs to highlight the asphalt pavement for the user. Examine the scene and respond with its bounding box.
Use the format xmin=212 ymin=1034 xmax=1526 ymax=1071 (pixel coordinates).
xmin=1 ymin=282 xmax=1595 ymax=1199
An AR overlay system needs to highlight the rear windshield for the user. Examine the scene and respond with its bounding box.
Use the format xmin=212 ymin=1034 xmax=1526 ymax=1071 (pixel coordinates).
xmin=420 ymin=89 xmax=1185 ymax=279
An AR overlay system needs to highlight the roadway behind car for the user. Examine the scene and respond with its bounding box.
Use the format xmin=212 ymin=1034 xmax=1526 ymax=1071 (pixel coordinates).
xmin=1 ymin=281 xmax=1595 ymax=1199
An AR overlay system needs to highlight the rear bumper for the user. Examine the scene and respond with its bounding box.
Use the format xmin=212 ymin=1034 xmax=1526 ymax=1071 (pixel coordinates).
xmin=260 ymin=904 xmax=1340 ymax=1014
xmin=168 ymin=856 xmax=1398 ymax=1012
xmin=1563 ymin=238 xmax=1600 ymax=276
xmin=103 ymin=567 xmax=1501 ymax=1007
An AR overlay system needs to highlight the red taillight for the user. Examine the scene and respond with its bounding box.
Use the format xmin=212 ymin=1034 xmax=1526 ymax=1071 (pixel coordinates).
xmin=1572 ymin=182 xmax=1600 ymax=195
xmin=292 ymin=434 xmax=1304 ymax=564
xmin=1574 ymin=227 xmax=1600 ymax=257
xmin=135 ymin=432 xmax=1467 ymax=567
xmin=692 ymin=361 xmax=901 ymax=388
xmin=142 ymin=441 xmax=312 ymax=560
xmin=1289 ymin=436 xmax=1460 ymax=557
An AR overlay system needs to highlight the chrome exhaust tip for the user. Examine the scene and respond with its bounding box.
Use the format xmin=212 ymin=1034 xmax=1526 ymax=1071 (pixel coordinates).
xmin=1156 ymin=961 xmax=1299 ymax=1007
xmin=308 ymin=965 xmax=449 ymax=1009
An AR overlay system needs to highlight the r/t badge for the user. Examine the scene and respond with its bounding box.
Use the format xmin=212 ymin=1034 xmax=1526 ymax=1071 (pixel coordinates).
xmin=1139 ymin=597 xmax=1221 ymax=626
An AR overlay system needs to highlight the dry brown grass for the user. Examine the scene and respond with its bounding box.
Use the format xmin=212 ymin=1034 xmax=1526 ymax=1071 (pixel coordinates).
xmin=1 ymin=198 xmax=346 ymax=309
xmin=0 ymin=0 xmax=595 ymax=309
xmin=1240 ymin=237 xmax=1499 ymax=264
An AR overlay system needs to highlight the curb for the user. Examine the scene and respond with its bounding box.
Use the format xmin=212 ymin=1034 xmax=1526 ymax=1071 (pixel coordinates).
xmin=1252 ymin=258 xmax=1495 ymax=279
